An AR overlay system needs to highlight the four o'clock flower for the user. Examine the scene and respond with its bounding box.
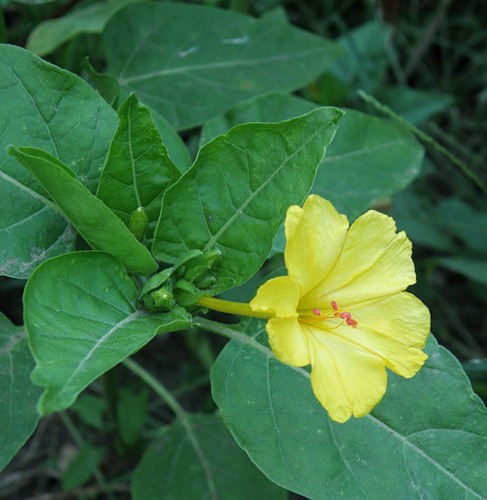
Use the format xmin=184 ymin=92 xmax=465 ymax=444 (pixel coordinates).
xmin=198 ymin=195 xmax=430 ymax=423
xmin=249 ymin=195 xmax=430 ymax=423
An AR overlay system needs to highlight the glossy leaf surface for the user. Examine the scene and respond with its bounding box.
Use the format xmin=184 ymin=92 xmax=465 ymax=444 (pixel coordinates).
xmin=153 ymin=107 xmax=343 ymax=293
xmin=211 ymin=320 xmax=487 ymax=498
xmin=132 ymin=413 xmax=285 ymax=500
xmin=104 ymin=3 xmax=339 ymax=130
xmin=24 ymin=252 xmax=190 ymax=414
xmin=0 ymin=313 xmax=42 ymax=471
xmin=0 ymin=44 xmax=117 ymax=278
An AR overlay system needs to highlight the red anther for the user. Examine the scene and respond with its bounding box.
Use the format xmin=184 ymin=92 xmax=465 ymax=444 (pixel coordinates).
xmin=331 ymin=301 xmax=338 ymax=311
xmin=346 ymin=318 xmax=354 ymax=326
xmin=312 ymin=308 xmax=322 ymax=316
xmin=350 ymin=320 xmax=358 ymax=328
xmin=340 ymin=312 xmax=352 ymax=320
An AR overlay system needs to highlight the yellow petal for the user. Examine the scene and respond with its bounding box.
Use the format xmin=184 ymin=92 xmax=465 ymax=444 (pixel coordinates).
xmin=285 ymin=195 xmax=348 ymax=296
xmin=303 ymin=324 xmax=387 ymax=422
xmin=341 ymin=292 xmax=430 ymax=377
xmin=303 ymin=210 xmax=416 ymax=307
xmin=250 ymin=276 xmax=300 ymax=318
xmin=266 ymin=318 xmax=310 ymax=366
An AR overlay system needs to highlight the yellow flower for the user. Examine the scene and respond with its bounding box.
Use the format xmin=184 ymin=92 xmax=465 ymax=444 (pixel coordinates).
xmin=249 ymin=195 xmax=430 ymax=423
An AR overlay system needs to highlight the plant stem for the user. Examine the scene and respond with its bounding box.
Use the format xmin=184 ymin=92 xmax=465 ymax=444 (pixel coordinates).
xmin=197 ymin=296 xmax=272 ymax=319
xmin=122 ymin=358 xmax=185 ymax=419
xmin=192 ymin=316 xmax=272 ymax=357
xmin=122 ymin=357 xmax=218 ymax=495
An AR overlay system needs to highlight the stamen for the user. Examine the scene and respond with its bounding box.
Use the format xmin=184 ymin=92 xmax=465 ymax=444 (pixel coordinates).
xmin=301 ymin=301 xmax=358 ymax=329
xmin=331 ymin=300 xmax=359 ymax=329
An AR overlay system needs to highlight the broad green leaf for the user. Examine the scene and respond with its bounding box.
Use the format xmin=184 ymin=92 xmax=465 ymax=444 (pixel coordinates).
xmin=199 ymin=92 xmax=316 ymax=147
xmin=0 ymin=44 xmax=117 ymax=279
xmin=0 ymin=313 xmax=42 ymax=471
xmin=24 ymin=252 xmax=191 ymax=414
xmin=152 ymin=107 xmax=343 ymax=293
xmin=26 ymin=0 xmax=142 ymax=57
xmin=132 ymin=413 xmax=285 ymax=500
xmin=438 ymin=257 xmax=487 ymax=286
xmin=318 ymin=109 xmax=424 ymax=218
xmin=10 ymin=147 xmax=157 ymax=275
xmin=96 ymin=94 xmax=181 ymax=236
xmin=200 ymin=93 xmax=424 ymax=221
xmin=103 ymin=3 xmax=340 ymax=130
xmin=328 ymin=20 xmax=391 ymax=95
xmin=210 ymin=320 xmax=487 ymax=499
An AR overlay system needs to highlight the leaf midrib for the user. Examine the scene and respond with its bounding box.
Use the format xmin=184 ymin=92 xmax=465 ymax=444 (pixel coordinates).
xmin=119 ymin=46 xmax=330 ymax=85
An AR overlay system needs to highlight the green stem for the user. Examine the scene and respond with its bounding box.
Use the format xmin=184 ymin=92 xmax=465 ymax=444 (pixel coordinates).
xmin=193 ymin=316 xmax=271 ymax=357
xmin=122 ymin=357 xmax=185 ymax=418
xmin=122 ymin=357 xmax=218 ymax=495
xmin=197 ymin=296 xmax=272 ymax=319
xmin=357 ymin=89 xmax=487 ymax=195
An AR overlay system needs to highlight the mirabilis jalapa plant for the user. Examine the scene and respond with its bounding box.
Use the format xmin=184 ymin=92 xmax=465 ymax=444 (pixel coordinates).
xmin=1 ymin=37 xmax=486 ymax=498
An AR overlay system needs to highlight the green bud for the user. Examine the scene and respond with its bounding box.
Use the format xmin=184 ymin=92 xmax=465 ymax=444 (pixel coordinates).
xmin=148 ymin=286 xmax=175 ymax=312
xmin=173 ymin=279 xmax=201 ymax=308
xmin=128 ymin=207 xmax=149 ymax=241
xmin=194 ymin=273 xmax=216 ymax=290
xmin=184 ymin=248 xmax=222 ymax=283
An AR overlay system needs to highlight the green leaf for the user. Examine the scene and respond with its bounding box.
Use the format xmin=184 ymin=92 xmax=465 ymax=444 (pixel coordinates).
xmin=26 ymin=0 xmax=143 ymax=57
xmin=150 ymin=109 xmax=192 ymax=173
xmin=318 ymin=109 xmax=424 ymax=219
xmin=71 ymin=394 xmax=105 ymax=430
xmin=328 ymin=20 xmax=391 ymax=95
xmin=116 ymin=387 xmax=148 ymax=449
xmin=199 ymin=92 xmax=316 ymax=147
xmin=211 ymin=321 xmax=487 ymax=498
xmin=103 ymin=3 xmax=340 ymax=130
xmin=0 ymin=313 xmax=42 ymax=471
xmin=9 ymin=147 xmax=158 ymax=276
xmin=96 ymin=94 xmax=181 ymax=237
xmin=0 ymin=44 xmax=117 ymax=279
xmin=81 ymin=57 xmax=120 ymax=107
xmin=438 ymin=257 xmax=487 ymax=286
xmin=24 ymin=252 xmax=190 ymax=414
xmin=132 ymin=413 xmax=285 ymax=500
xmin=152 ymin=107 xmax=343 ymax=293
xmin=61 ymin=442 xmax=105 ymax=490
xmin=200 ymin=93 xmax=424 ymax=221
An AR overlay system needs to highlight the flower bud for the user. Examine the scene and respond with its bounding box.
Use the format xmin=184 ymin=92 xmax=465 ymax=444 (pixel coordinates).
xmin=128 ymin=207 xmax=149 ymax=241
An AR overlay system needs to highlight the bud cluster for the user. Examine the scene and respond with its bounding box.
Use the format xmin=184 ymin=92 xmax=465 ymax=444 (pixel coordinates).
xmin=140 ymin=248 xmax=222 ymax=313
